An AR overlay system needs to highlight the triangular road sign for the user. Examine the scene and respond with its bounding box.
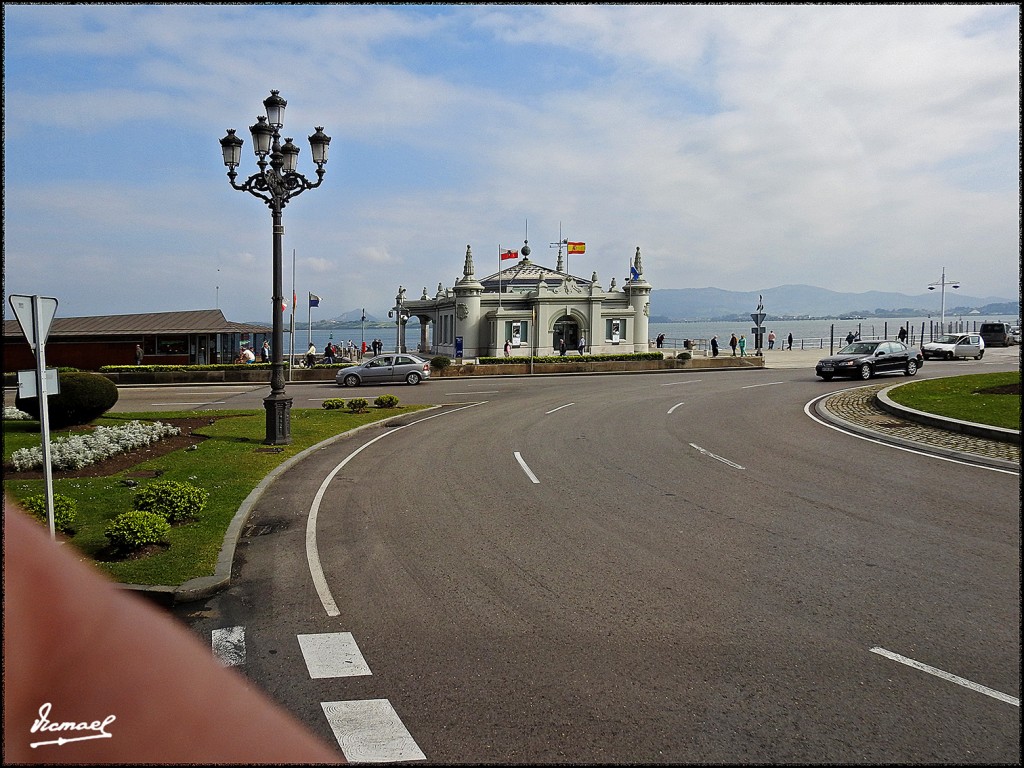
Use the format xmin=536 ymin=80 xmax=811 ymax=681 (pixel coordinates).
xmin=9 ymin=295 xmax=58 ymax=352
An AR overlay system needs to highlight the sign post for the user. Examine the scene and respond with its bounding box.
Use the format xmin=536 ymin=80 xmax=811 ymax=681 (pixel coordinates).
xmin=751 ymin=303 xmax=767 ymax=356
xmin=9 ymin=295 xmax=59 ymax=540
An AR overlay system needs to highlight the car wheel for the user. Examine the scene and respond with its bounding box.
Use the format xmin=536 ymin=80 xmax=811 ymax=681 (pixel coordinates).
xmin=976 ymin=350 xmax=984 ymax=360
xmin=904 ymin=359 xmax=918 ymax=376
xmin=343 ymin=374 xmax=360 ymax=387
xmin=858 ymin=363 xmax=872 ymax=380
xmin=819 ymin=373 xmax=834 ymax=381
xmin=405 ymin=372 xmax=421 ymax=385
xmin=946 ymin=351 xmax=954 ymax=360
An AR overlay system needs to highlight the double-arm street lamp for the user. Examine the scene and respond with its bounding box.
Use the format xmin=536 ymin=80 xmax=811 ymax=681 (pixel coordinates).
xmin=927 ymin=266 xmax=960 ymax=336
xmin=220 ymin=90 xmax=330 ymax=444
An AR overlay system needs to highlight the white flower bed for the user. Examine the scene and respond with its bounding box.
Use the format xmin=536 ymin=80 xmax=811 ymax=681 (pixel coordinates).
xmin=3 ymin=406 xmax=32 ymax=420
xmin=10 ymin=421 xmax=182 ymax=472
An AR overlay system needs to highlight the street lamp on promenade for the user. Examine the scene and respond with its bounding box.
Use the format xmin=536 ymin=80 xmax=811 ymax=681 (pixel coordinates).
xmin=220 ymin=90 xmax=330 ymax=444
xmin=927 ymin=266 xmax=960 ymax=336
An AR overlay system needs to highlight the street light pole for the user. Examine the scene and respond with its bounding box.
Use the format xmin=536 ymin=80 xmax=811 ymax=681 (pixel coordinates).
xmin=927 ymin=266 xmax=960 ymax=336
xmin=220 ymin=90 xmax=331 ymax=445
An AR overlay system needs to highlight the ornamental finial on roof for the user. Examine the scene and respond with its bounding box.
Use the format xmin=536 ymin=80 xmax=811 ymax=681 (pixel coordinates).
xmin=634 ymin=246 xmax=643 ymax=276
xmin=463 ymin=244 xmax=474 ymax=277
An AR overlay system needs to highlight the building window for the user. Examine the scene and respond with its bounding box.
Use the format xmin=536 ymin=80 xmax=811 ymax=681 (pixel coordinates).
xmin=155 ymin=335 xmax=188 ymax=355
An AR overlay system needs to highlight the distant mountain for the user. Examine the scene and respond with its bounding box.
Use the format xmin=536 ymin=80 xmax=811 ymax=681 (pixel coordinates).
xmin=650 ymin=285 xmax=1018 ymax=321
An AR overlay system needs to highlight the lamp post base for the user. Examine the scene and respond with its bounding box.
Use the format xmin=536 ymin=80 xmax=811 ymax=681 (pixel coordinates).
xmin=263 ymin=393 xmax=293 ymax=445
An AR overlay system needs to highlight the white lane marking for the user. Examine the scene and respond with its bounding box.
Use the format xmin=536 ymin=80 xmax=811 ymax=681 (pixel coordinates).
xmin=661 ymin=379 xmax=703 ymax=386
xmin=514 ymin=452 xmax=541 ymax=483
xmin=870 ymin=647 xmax=1020 ymax=707
xmin=307 ymin=403 xmax=485 ymax=617
xmin=741 ymin=381 xmax=785 ymax=389
xmin=298 ymin=632 xmax=372 ymax=679
xmin=803 ymin=392 xmax=1019 ymax=476
xmin=211 ymin=626 xmax=245 ymax=666
xmin=321 ymin=699 xmax=426 ymax=763
xmin=689 ymin=443 xmax=745 ymax=469
xmin=545 ymin=403 xmax=575 ymax=414
xmin=667 ymin=402 xmax=685 ymax=414
xmin=445 ymin=391 xmax=500 ymax=395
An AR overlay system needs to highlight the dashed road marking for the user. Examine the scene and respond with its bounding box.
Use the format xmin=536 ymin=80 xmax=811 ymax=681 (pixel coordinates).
xmin=298 ymin=632 xmax=372 ymax=679
xmin=689 ymin=443 xmax=745 ymax=469
xmin=211 ymin=626 xmax=245 ymax=666
xmin=514 ymin=451 xmax=541 ymax=483
xmin=870 ymin=647 xmax=1020 ymax=706
xmin=545 ymin=403 xmax=574 ymax=414
xmin=321 ymin=699 xmax=426 ymax=763
xmin=667 ymin=402 xmax=685 ymax=414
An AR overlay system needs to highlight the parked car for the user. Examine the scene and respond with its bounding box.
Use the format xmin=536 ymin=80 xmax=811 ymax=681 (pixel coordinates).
xmin=815 ymin=340 xmax=924 ymax=381
xmin=921 ymin=333 xmax=984 ymax=360
xmin=335 ymin=353 xmax=431 ymax=387
xmin=979 ymin=321 xmax=1012 ymax=347
xmin=1009 ymin=325 xmax=1021 ymax=345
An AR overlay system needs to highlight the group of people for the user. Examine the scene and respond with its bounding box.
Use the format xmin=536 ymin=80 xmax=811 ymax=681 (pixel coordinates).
xmin=557 ymin=336 xmax=586 ymax=356
xmin=709 ymin=331 xmax=793 ymax=357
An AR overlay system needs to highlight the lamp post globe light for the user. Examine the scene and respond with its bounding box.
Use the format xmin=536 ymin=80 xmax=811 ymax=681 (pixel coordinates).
xmin=220 ymin=91 xmax=330 ymax=445
xmin=927 ymin=266 xmax=960 ymax=336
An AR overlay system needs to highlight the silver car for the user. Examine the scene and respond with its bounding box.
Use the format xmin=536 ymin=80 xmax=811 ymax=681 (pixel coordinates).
xmin=336 ymin=354 xmax=431 ymax=387
xmin=921 ymin=333 xmax=984 ymax=360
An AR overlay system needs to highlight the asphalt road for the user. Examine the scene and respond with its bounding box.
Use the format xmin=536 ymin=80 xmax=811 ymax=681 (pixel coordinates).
xmin=165 ymin=359 xmax=1020 ymax=763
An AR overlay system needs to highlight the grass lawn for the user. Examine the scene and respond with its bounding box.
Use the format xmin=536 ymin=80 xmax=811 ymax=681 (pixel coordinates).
xmin=886 ymin=370 xmax=1020 ymax=430
xmin=3 ymin=405 xmax=428 ymax=586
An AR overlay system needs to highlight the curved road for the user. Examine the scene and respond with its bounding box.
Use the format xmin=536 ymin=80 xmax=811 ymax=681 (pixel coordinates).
xmin=170 ymin=362 xmax=1019 ymax=763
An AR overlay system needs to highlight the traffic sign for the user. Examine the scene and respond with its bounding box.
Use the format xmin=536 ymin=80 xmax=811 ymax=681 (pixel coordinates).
xmin=9 ymin=295 xmax=58 ymax=352
xmin=17 ymin=368 xmax=59 ymax=399
xmin=750 ymin=312 xmax=766 ymax=326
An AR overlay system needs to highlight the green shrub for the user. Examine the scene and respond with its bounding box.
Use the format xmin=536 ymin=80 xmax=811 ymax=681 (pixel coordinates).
xmin=431 ymin=355 xmax=452 ymax=371
xmin=322 ymin=398 xmax=347 ymax=410
xmin=105 ymin=510 xmax=171 ymax=551
xmin=346 ymin=398 xmax=369 ymax=413
xmin=15 ymin=371 xmax=118 ymax=428
xmin=374 ymin=394 xmax=400 ymax=409
xmin=133 ymin=480 xmax=208 ymax=524
xmin=677 ymin=351 xmax=692 ymax=360
xmin=21 ymin=493 xmax=77 ymax=533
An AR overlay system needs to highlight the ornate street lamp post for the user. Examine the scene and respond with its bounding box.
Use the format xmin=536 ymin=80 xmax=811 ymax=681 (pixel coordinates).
xmin=220 ymin=91 xmax=330 ymax=444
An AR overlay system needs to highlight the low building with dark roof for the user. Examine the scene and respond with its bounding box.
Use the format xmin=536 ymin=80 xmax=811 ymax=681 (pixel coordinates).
xmin=3 ymin=309 xmax=272 ymax=370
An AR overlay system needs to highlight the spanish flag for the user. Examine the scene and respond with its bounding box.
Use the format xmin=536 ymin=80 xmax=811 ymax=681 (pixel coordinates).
xmin=567 ymin=241 xmax=585 ymax=254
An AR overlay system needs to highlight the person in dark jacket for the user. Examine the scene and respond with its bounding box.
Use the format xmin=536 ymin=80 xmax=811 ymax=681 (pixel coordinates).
xmin=710 ymin=335 xmax=719 ymax=357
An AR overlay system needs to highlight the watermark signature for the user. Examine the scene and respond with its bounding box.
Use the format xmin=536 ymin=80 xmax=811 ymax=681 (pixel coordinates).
xmin=30 ymin=702 xmax=116 ymax=748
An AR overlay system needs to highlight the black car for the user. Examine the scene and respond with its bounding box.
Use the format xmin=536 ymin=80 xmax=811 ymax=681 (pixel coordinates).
xmin=815 ymin=340 xmax=924 ymax=381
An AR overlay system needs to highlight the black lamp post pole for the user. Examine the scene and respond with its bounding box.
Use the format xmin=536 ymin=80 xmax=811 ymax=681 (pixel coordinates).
xmin=220 ymin=91 xmax=330 ymax=445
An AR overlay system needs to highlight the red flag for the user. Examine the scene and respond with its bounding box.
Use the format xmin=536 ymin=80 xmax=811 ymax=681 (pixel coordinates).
xmin=500 ymin=249 xmax=519 ymax=261
xmin=567 ymin=241 xmax=585 ymax=254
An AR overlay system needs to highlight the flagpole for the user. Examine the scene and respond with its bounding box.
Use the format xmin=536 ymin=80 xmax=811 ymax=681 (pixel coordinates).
xmin=498 ymin=244 xmax=502 ymax=311
xmin=307 ymin=292 xmax=312 ymax=349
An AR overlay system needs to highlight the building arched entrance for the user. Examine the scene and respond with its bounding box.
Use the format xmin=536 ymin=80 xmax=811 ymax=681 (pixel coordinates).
xmin=552 ymin=315 xmax=581 ymax=352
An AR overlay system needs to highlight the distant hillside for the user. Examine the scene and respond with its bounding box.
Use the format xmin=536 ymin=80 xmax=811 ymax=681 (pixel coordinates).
xmin=650 ymin=285 xmax=1018 ymax=321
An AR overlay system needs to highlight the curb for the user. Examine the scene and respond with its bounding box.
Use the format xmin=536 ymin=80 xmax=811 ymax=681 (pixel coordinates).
xmin=813 ymin=390 xmax=1020 ymax=472
xmin=876 ymin=383 xmax=1020 ymax=445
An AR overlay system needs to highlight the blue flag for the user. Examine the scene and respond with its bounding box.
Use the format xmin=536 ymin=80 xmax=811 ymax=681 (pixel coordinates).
xmin=309 ymin=293 xmax=321 ymax=308
xmin=629 ymin=265 xmax=640 ymax=281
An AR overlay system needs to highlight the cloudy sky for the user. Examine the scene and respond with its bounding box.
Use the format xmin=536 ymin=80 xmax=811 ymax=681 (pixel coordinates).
xmin=4 ymin=4 xmax=1019 ymax=323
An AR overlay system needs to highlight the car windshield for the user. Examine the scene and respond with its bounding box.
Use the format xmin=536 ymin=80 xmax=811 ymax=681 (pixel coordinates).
xmin=838 ymin=342 xmax=878 ymax=355
xmin=935 ymin=334 xmax=960 ymax=344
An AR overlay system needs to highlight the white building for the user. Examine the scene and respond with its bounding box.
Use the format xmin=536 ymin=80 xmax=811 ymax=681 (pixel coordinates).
xmin=398 ymin=243 xmax=652 ymax=359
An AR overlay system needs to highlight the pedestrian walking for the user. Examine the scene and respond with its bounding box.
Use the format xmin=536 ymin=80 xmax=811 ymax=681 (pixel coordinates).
xmin=656 ymin=333 xmax=665 ymax=348
xmin=135 ymin=345 xmax=144 ymax=365
xmin=710 ymin=335 xmax=719 ymax=357
xmin=767 ymin=330 xmax=776 ymax=350
xmin=787 ymin=332 xmax=793 ymax=350
xmin=559 ymin=338 xmax=566 ymax=356
xmin=577 ymin=335 xmax=586 ymax=355
xmin=260 ymin=341 xmax=270 ymax=363
xmin=305 ymin=342 xmax=317 ymax=368
xmin=729 ymin=333 xmax=738 ymax=356
xmin=504 ymin=339 xmax=511 ymax=357
xmin=897 ymin=327 xmax=907 ymax=344
xmin=845 ymin=331 xmax=855 ymax=345
xmin=738 ymin=335 xmax=746 ymax=356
